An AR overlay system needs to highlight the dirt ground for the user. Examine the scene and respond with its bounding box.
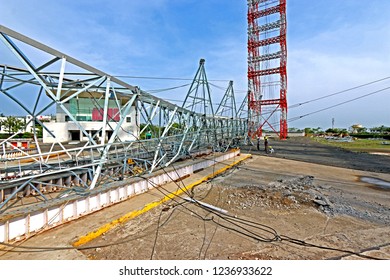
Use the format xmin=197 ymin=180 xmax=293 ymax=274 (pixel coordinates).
xmin=83 ymin=137 xmax=390 ymax=260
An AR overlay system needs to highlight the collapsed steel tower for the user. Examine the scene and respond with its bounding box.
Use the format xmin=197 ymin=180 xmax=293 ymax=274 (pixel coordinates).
xmin=0 ymin=25 xmax=247 ymax=213
xmin=247 ymin=0 xmax=288 ymax=139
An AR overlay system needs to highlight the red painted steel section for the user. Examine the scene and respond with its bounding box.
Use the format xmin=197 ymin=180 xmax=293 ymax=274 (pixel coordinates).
xmin=248 ymin=5 xmax=281 ymax=19
xmin=247 ymin=0 xmax=288 ymax=140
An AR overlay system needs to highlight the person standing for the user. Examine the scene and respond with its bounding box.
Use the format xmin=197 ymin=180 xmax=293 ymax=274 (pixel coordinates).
xmin=257 ymin=136 xmax=260 ymax=150
xmin=264 ymin=136 xmax=269 ymax=153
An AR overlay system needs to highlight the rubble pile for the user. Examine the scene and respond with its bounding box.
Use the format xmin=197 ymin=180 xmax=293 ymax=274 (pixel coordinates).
xmin=225 ymin=176 xmax=334 ymax=214
xmin=218 ymin=175 xmax=389 ymax=225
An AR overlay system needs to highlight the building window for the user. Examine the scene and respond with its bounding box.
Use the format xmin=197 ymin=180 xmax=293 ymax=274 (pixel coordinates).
xmin=126 ymin=117 xmax=131 ymax=123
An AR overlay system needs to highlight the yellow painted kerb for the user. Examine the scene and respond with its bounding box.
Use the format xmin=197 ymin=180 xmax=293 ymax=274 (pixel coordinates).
xmin=73 ymin=153 xmax=252 ymax=247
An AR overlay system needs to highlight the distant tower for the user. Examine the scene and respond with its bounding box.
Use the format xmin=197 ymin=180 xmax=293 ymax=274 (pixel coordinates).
xmin=247 ymin=0 xmax=288 ymax=139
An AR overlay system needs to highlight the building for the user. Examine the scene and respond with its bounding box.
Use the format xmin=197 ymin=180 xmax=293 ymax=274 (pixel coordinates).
xmin=43 ymin=92 xmax=139 ymax=144
xmin=350 ymin=124 xmax=363 ymax=134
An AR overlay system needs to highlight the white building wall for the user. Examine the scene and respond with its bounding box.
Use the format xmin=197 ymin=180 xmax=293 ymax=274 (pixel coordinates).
xmin=43 ymin=122 xmax=71 ymax=143
xmin=42 ymin=107 xmax=139 ymax=143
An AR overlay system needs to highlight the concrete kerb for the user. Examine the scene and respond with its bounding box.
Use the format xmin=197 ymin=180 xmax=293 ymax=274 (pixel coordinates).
xmin=73 ymin=153 xmax=252 ymax=247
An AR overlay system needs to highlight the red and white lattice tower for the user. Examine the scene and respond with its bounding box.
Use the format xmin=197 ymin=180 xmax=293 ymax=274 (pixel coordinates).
xmin=247 ymin=0 xmax=287 ymax=139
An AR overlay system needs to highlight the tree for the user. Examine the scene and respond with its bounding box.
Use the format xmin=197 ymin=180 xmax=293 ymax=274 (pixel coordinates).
xmin=370 ymin=125 xmax=390 ymax=134
xmin=340 ymin=128 xmax=349 ymax=136
xmin=289 ymin=127 xmax=302 ymax=133
xmin=304 ymin=127 xmax=324 ymax=136
xmin=325 ymin=128 xmax=340 ymax=134
xmin=356 ymin=127 xmax=367 ymax=133
xmin=0 ymin=116 xmax=25 ymax=134
xmin=304 ymin=127 xmax=313 ymax=135
xmin=325 ymin=128 xmax=349 ymax=136
xmin=139 ymin=123 xmax=160 ymax=139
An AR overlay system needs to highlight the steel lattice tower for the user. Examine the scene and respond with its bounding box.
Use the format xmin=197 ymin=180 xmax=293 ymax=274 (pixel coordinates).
xmin=0 ymin=25 xmax=249 ymax=213
xmin=247 ymin=0 xmax=287 ymax=139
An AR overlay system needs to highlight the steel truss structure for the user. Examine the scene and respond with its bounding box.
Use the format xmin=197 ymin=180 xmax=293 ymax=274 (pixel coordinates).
xmin=247 ymin=0 xmax=288 ymax=139
xmin=0 ymin=25 xmax=247 ymax=212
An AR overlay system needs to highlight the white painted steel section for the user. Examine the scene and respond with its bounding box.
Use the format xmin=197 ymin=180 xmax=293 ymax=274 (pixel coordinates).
xmin=127 ymin=184 xmax=135 ymax=196
xmin=109 ymin=189 xmax=119 ymax=203
xmin=8 ymin=217 xmax=26 ymax=241
xmin=29 ymin=212 xmax=45 ymax=233
xmin=100 ymin=192 xmax=108 ymax=207
xmin=76 ymin=200 xmax=86 ymax=216
xmin=135 ymin=182 xmax=142 ymax=194
xmin=119 ymin=187 xmax=126 ymax=200
xmin=63 ymin=203 xmax=75 ymax=221
xmin=0 ymin=150 xmax=240 ymax=243
xmin=89 ymin=195 xmax=98 ymax=211
xmin=0 ymin=223 xmax=5 ymax=242
xmin=48 ymin=207 xmax=61 ymax=226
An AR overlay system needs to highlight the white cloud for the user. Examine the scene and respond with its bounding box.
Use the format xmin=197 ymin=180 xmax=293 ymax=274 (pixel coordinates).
xmin=1 ymin=0 xmax=389 ymax=129
xmin=288 ymin=19 xmax=390 ymax=129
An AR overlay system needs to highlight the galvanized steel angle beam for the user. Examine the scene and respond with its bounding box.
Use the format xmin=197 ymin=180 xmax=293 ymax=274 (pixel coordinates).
xmin=0 ymin=25 xmax=247 ymax=212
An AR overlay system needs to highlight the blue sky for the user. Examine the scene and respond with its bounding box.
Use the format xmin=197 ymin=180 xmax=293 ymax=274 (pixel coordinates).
xmin=1 ymin=0 xmax=389 ymax=130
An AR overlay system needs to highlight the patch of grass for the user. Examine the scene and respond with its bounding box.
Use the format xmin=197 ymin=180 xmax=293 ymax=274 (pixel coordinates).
xmin=315 ymin=137 xmax=390 ymax=153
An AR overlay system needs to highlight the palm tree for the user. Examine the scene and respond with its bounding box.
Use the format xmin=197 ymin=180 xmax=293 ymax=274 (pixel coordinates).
xmin=0 ymin=116 xmax=25 ymax=134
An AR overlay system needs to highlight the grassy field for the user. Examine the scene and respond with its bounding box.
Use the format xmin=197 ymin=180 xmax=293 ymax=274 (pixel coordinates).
xmin=315 ymin=137 xmax=390 ymax=153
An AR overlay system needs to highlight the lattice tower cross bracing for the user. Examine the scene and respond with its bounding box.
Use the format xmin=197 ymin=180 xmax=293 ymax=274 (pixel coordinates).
xmin=247 ymin=0 xmax=287 ymax=139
